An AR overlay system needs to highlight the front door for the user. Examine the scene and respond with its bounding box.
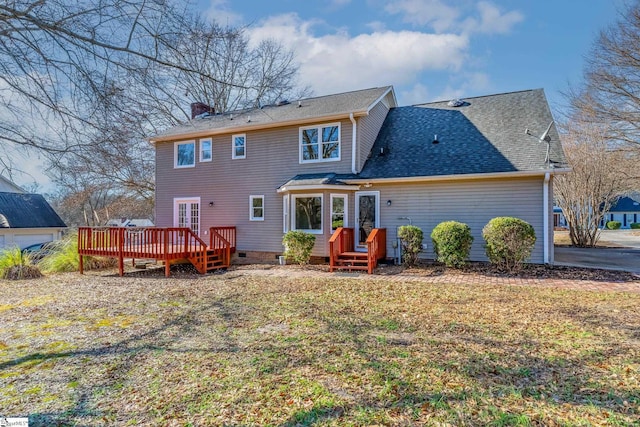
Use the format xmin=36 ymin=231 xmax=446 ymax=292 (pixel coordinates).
xmin=174 ymin=198 xmax=200 ymax=236
xmin=355 ymin=191 xmax=379 ymax=250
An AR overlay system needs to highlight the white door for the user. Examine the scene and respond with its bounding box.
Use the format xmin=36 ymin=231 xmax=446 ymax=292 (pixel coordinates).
xmin=174 ymin=198 xmax=200 ymax=236
xmin=355 ymin=191 xmax=380 ymax=250
xmin=15 ymin=233 xmax=54 ymax=249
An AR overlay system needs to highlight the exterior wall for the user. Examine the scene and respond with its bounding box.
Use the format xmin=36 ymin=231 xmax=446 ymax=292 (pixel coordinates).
xmin=607 ymin=212 xmax=640 ymax=229
xmin=155 ymin=118 xmax=356 ymax=254
xmin=0 ymin=227 xmax=65 ymax=250
xmin=547 ymin=177 xmax=554 ymax=264
xmin=356 ymin=102 xmax=390 ymax=172
xmin=370 ymin=177 xmax=547 ymax=263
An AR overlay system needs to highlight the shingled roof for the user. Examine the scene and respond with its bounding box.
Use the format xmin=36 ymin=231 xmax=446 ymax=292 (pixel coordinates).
xmin=358 ymin=89 xmax=567 ymax=179
xmin=151 ymin=86 xmax=396 ymax=142
xmin=0 ymin=192 xmax=67 ymax=228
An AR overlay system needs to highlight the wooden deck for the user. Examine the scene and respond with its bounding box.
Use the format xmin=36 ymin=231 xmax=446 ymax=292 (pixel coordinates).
xmin=78 ymin=226 xmax=236 ymax=277
xmin=329 ymin=227 xmax=386 ymax=274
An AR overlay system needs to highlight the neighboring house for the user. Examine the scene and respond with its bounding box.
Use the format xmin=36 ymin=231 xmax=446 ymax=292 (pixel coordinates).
xmin=601 ymin=196 xmax=640 ymax=228
xmin=0 ymin=191 xmax=67 ymax=250
xmin=149 ymin=86 xmax=567 ymax=265
xmin=0 ymin=174 xmax=26 ymax=193
xmin=105 ymin=218 xmax=154 ymax=227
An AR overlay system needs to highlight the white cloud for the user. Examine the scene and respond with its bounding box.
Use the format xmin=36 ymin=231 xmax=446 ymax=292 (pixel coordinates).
xmin=399 ymin=83 xmax=431 ymax=105
xmin=247 ymin=14 xmax=468 ymax=96
xmin=385 ymin=0 xmax=523 ymax=35
xmin=203 ymin=0 xmax=243 ymax=26
xmin=434 ymin=72 xmax=492 ymax=102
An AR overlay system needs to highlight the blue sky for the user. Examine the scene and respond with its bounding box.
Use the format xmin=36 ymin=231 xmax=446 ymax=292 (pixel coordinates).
xmin=200 ymin=0 xmax=622 ymax=114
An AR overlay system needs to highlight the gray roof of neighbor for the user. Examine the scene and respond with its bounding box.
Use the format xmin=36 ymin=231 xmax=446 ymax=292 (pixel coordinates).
xmin=0 ymin=192 xmax=67 ymax=228
xmin=152 ymin=86 xmax=395 ymax=141
xmin=359 ymin=89 xmax=567 ymax=179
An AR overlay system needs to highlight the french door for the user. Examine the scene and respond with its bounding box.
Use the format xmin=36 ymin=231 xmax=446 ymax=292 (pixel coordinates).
xmin=355 ymin=191 xmax=379 ymax=250
xmin=174 ymin=198 xmax=200 ymax=236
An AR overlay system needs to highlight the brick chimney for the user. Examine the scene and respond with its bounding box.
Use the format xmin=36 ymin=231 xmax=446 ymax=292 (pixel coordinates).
xmin=191 ymin=102 xmax=213 ymax=119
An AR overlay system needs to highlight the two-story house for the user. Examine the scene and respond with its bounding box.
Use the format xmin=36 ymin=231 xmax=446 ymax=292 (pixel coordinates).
xmin=148 ymin=85 xmax=567 ymax=270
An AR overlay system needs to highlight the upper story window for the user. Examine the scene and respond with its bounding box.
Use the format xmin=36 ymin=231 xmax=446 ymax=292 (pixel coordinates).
xmin=232 ymin=134 xmax=246 ymax=159
xmin=200 ymin=138 xmax=212 ymax=162
xmin=175 ymin=140 xmax=195 ymax=168
xmin=300 ymin=123 xmax=340 ymax=163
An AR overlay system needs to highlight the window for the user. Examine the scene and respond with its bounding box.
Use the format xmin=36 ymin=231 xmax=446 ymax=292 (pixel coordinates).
xmin=292 ymin=194 xmax=323 ymax=234
xmin=232 ymin=134 xmax=246 ymax=159
xmin=175 ymin=141 xmax=195 ymax=168
xmin=250 ymin=195 xmax=264 ymax=221
xmin=300 ymin=123 xmax=340 ymax=163
xmin=200 ymin=138 xmax=212 ymax=162
xmin=330 ymin=194 xmax=347 ymax=231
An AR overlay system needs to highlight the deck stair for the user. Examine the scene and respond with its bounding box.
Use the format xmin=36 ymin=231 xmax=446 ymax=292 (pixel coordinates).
xmin=329 ymin=227 xmax=386 ymax=274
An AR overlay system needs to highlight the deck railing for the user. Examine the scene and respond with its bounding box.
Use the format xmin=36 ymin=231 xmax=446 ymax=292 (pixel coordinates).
xmin=366 ymin=228 xmax=386 ymax=274
xmin=329 ymin=227 xmax=354 ymax=272
xmin=209 ymin=226 xmax=236 ymax=253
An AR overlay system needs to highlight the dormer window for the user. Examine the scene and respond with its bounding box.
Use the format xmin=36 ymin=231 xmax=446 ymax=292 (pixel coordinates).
xmin=299 ymin=123 xmax=341 ymax=163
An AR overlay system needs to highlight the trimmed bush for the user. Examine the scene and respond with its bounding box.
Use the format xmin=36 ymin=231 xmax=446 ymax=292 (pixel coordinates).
xmin=282 ymin=231 xmax=316 ymax=265
xmin=606 ymin=221 xmax=622 ymax=230
xmin=0 ymin=247 xmax=42 ymax=280
xmin=398 ymin=225 xmax=424 ymax=267
xmin=430 ymin=221 xmax=474 ymax=268
xmin=630 ymin=223 xmax=640 ymax=229
xmin=482 ymin=217 xmax=536 ymax=272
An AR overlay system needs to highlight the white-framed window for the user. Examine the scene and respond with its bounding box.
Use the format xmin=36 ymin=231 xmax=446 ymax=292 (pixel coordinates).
xmin=200 ymin=138 xmax=212 ymax=162
xmin=174 ymin=140 xmax=195 ymax=168
xmin=250 ymin=195 xmax=264 ymax=221
xmin=330 ymin=194 xmax=348 ymax=231
xmin=291 ymin=194 xmax=323 ymax=234
xmin=299 ymin=123 xmax=340 ymax=163
xmin=232 ymin=134 xmax=246 ymax=159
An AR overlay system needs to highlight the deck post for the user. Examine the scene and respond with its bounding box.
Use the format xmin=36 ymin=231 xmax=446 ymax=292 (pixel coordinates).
xmin=118 ymin=227 xmax=125 ymax=277
xmin=164 ymin=228 xmax=170 ymax=277
xmin=78 ymin=231 xmax=84 ymax=275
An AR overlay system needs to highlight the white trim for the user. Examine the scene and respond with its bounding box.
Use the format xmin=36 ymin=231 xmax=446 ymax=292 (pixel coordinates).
xmin=232 ymin=134 xmax=246 ymax=159
xmin=291 ymin=193 xmax=324 ymax=234
xmin=174 ymin=140 xmax=196 ymax=168
xmin=366 ymin=86 xmax=397 ymax=112
xmin=355 ymin=191 xmax=380 ymax=250
xmin=299 ymin=123 xmax=341 ymax=164
xmin=199 ymin=138 xmax=212 ymax=162
xmin=277 ymin=184 xmax=361 ymax=193
xmin=543 ymin=172 xmax=550 ymax=264
xmin=350 ymin=113 xmax=357 ymax=174
xmin=173 ymin=197 xmax=201 ymax=235
xmin=344 ymin=168 xmax=572 ymax=185
xmin=330 ymin=194 xmax=348 ymax=231
xmin=249 ymin=195 xmax=264 ymax=221
xmin=282 ymin=194 xmax=290 ymax=233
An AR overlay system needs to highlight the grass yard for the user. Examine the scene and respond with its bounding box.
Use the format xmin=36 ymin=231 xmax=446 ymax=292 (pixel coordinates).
xmin=1 ymin=268 xmax=639 ymax=426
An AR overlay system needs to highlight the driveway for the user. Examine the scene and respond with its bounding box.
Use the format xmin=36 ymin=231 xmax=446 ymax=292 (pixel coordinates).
xmin=555 ymin=230 xmax=640 ymax=274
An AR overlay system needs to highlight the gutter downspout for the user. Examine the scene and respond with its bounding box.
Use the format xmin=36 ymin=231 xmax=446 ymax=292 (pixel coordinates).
xmin=543 ymin=172 xmax=550 ymax=264
xmin=350 ymin=113 xmax=357 ymax=174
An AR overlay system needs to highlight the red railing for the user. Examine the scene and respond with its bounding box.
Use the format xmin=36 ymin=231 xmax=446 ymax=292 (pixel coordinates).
xmin=329 ymin=227 xmax=354 ymax=272
xmin=209 ymin=226 xmax=236 ymax=253
xmin=78 ymin=227 xmax=208 ymax=277
xmin=366 ymin=228 xmax=386 ymax=274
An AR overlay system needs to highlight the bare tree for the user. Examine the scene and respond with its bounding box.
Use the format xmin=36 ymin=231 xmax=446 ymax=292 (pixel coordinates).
xmin=554 ymin=118 xmax=637 ymax=247
xmin=568 ymin=1 xmax=640 ymax=146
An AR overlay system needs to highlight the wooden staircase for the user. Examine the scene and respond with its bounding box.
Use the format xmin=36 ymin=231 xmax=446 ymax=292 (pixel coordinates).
xmin=329 ymin=227 xmax=386 ymax=274
xmin=187 ymin=248 xmax=228 ymax=273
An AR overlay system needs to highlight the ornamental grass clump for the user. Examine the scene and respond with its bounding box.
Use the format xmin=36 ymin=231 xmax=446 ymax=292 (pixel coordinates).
xmin=0 ymin=247 xmax=42 ymax=280
xmin=482 ymin=217 xmax=536 ymax=273
xmin=398 ymin=225 xmax=424 ymax=267
xmin=282 ymin=231 xmax=316 ymax=265
xmin=39 ymin=232 xmax=116 ymax=273
xmin=430 ymin=221 xmax=474 ymax=268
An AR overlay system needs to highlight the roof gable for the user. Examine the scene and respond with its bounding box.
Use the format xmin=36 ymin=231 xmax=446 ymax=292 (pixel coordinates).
xmin=0 ymin=175 xmax=25 ymax=193
xmin=359 ymin=89 xmax=567 ymax=179
xmin=0 ymin=192 xmax=67 ymax=228
xmin=151 ymin=86 xmax=396 ymax=142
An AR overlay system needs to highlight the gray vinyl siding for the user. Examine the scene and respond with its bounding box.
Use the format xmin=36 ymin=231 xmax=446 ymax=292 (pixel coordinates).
xmin=356 ymin=102 xmax=389 ymax=172
xmin=371 ymin=177 xmax=546 ymax=263
xmin=155 ymin=119 xmax=354 ymax=255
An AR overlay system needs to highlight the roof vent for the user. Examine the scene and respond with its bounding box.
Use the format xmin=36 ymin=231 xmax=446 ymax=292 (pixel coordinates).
xmin=0 ymin=214 xmax=9 ymax=228
xmin=432 ymin=134 xmax=439 ymax=144
xmin=447 ymin=99 xmax=465 ymax=107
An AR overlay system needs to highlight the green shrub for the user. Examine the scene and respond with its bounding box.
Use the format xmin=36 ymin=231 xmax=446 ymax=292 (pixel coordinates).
xmin=430 ymin=221 xmax=474 ymax=268
xmin=398 ymin=225 xmax=424 ymax=267
xmin=39 ymin=233 xmax=115 ymax=273
xmin=282 ymin=231 xmax=316 ymax=265
xmin=606 ymin=221 xmax=622 ymax=230
xmin=482 ymin=217 xmax=536 ymax=272
xmin=0 ymin=247 xmax=42 ymax=280
xmin=631 ymin=223 xmax=640 ymax=229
